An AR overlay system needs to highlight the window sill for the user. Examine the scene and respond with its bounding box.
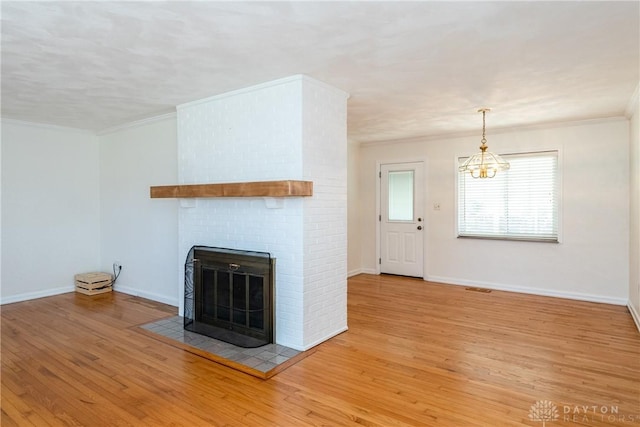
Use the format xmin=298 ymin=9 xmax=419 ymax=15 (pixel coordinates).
xmin=457 ymin=235 xmax=559 ymax=243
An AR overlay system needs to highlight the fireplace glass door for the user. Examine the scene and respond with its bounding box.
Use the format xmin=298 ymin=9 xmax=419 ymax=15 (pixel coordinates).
xmin=200 ymin=267 xmax=266 ymax=332
xmin=184 ymin=246 xmax=274 ymax=348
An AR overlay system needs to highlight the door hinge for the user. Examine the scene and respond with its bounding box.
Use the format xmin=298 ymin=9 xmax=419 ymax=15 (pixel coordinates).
xmin=379 ymin=214 xmax=381 ymax=221
xmin=379 ymin=258 xmax=381 ymax=264
xmin=379 ymin=171 xmax=381 ymax=178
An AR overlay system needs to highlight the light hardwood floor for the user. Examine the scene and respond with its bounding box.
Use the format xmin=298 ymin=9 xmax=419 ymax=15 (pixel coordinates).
xmin=2 ymin=274 xmax=639 ymax=426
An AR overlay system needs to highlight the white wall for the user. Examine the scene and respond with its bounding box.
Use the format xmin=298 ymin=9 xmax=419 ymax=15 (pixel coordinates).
xmin=628 ymin=89 xmax=640 ymax=328
xmin=1 ymin=122 xmax=3 ymax=298
xmin=1 ymin=120 xmax=100 ymax=303
xmin=347 ymin=140 xmax=362 ymax=277
xmin=301 ymin=79 xmax=348 ymax=348
xmin=99 ymin=116 xmax=179 ymax=306
xmin=177 ymin=78 xmax=305 ymax=347
xmin=358 ymin=119 xmax=630 ymax=304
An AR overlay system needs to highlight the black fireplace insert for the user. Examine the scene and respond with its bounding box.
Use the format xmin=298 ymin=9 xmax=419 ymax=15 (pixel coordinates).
xmin=184 ymin=246 xmax=274 ymax=348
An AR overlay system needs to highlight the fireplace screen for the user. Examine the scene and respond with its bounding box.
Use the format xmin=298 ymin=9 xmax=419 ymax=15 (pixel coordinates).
xmin=184 ymin=246 xmax=274 ymax=348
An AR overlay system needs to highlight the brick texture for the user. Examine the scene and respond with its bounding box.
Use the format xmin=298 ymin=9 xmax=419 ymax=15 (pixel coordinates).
xmin=176 ymin=76 xmax=348 ymax=350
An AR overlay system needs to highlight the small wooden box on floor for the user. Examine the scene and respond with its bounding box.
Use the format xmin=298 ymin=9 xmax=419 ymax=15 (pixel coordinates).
xmin=75 ymin=272 xmax=113 ymax=295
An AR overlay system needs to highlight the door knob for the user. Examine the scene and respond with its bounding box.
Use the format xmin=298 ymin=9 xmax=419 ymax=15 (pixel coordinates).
xmin=417 ymin=226 xmax=422 ymax=230
xmin=417 ymin=217 xmax=422 ymax=222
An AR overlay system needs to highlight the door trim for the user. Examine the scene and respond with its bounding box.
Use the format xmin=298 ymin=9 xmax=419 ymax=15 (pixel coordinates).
xmin=376 ymin=159 xmax=427 ymax=278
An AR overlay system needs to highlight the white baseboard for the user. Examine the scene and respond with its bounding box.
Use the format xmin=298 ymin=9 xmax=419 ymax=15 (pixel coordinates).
xmin=347 ymin=268 xmax=363 ymax=278
xmin=114 ymin=285 xmax=179 ymax=307
xmin=0 ymin=286 xmax=75 ymax=305
xmin=347 ymin=266 xmax=384 ymax=277
xmin=277 ymin=325 xmax=348 ymax=351
xmin=301 ymin=326 xmax=349 ymax=352
xmin=628 ymin=302 xmax=640 ymax=333
xmin=1 ymin=284 xmax=180 ymax=308
xmin=426 ymin=275 xmax=628 ymax=306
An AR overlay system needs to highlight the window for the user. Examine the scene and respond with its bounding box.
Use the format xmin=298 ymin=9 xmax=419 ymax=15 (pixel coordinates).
xmin=457 ymin=150 xmax=559 ymax=242
xmin=388 ymin=170 xmax=414 ymax=221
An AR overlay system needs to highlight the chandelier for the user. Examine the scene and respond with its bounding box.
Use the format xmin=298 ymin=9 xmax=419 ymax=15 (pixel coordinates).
xmin=458 ymin=108 xmax=510 ymax=178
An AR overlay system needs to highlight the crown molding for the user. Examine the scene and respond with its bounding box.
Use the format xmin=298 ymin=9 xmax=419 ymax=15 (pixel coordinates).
xmin=0 ymin=117 xmax=94 ymax=135
xmin=299 ymin=74 xmax=351 ymax=99
xmin=97 ymin=111 xmax=176 ymax=136
xmin=1 ymin=112 xmax=178 ymax=137
xmin=178 ymin=75 xmax=304 ymax=110
xmin=358 ymin=116 xmax=628 ymax=147
xmin=177 ymin=74 xmax=349 ymax=111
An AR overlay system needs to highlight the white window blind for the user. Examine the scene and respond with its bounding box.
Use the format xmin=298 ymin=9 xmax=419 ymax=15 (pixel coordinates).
xmin=457 ymin=150 xmax=559 ymax=242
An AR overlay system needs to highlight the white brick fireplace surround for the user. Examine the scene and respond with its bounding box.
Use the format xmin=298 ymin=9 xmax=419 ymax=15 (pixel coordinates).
xmin=177 ymin=75 xmax=349 ymax=351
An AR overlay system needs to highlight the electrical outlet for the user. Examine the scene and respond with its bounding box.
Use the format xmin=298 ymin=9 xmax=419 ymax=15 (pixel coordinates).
xmin=433 ymin=203 xmax=441 ymax=211
xmin=113 ymin=262 xmax=122 ymax=271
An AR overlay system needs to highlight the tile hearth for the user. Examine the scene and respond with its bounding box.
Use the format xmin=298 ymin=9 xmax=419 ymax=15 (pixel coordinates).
xmin=137 ymin=316 xmax=308 ymax=379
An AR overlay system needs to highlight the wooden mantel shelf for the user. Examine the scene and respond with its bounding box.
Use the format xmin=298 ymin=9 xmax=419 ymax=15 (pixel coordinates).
xmin=150 ymin=180 xmax=313 ymax=199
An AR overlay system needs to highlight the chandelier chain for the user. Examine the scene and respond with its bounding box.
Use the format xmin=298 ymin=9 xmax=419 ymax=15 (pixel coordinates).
xmin=481 ymin=110 xmax=487 ymax=144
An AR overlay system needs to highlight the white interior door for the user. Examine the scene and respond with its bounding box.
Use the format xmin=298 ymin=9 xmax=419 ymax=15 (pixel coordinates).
xmin=380 ymin=162 xmax=424 ymax=278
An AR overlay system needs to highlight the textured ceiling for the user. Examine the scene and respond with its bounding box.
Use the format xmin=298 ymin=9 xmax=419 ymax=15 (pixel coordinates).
xmin=1 ymin=1 xmax=638 ymax=143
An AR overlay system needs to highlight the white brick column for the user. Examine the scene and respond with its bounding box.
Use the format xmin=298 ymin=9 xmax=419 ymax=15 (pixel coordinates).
xmin=301 ymin=81 xmax=348 ymax=348
xmin=176 ymin=75 xmax=348 ymax=350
